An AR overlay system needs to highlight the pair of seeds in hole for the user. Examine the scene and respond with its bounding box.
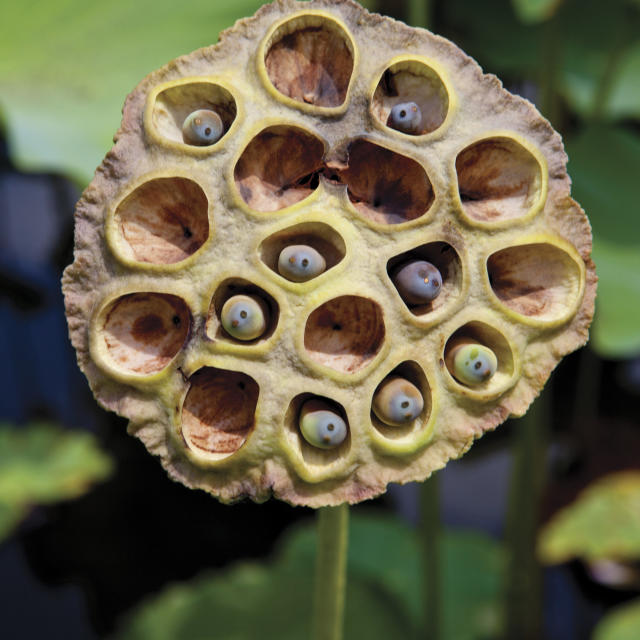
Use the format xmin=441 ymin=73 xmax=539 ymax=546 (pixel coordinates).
xmin=182 ymin=109 xmax=224 ymax=146
xmin=298 ymin=378 xmax=425 ymax=450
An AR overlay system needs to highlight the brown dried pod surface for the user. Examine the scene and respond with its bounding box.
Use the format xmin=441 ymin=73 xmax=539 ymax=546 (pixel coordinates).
xmin=63 ymin=0 xmax=596 ymax=507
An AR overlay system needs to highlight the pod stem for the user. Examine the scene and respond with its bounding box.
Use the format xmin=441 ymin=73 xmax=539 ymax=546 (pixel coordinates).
xmin=313 ymin=504 xmax=350 ymax=640
xmin=419 ymin=473 xmax=442 ymax=640
xmin=504 ymin=391 xmax=549 ymax=640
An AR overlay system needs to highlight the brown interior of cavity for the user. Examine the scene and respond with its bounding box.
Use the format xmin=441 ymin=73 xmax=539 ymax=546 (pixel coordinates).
xmin=487 ymin=243 xmax=581 ymax=318
xmin=152 ymin=82 xmax=236 ymax=145
xmin=115 ymin=177 xmax=209 ymax=264
xmin=337 ymin=139 xmax=433 ymax=225
xmin=102 ymin=293 xmax=190 ymax=375
xmin=304 ymin=295 xmax=385 ymax=373
xmin=371 ymin=361 xmax=431 ymax=440
xmin=456 ymin=137 xmax=542 ymax=222
xmin=264 ymin=16 xmax=354 ymax=108
xmin=205 ymin=278 xmax=279 ymax=343
xmin=387 ymin=242 xmax=462 ymax=316
xmin=285 ymin=393 xmax=351 ymax=465
xmin=182 ymin=367 xmax=259 ymax=456
xmin=259 ymin=221 xmax=346 ymax=278
xmin=234 ymin=126 xmax=325 ymax=212
xmin=443 ymin=321 xmax=514 ymax=386
xmin=372 ymin=61 xmax=449 ymax=135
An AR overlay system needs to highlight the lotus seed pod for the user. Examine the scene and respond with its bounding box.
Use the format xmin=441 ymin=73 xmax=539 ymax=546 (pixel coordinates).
xmin=182 ymin=109 xmax=224 ymax=146
xmin=63 ymin=0 xmax=596 ymax=507
xmin=221 ymin=294 xmax=268 ymax=341
xmin=372 ymin=376 xmax=424 ymax=427
xmin=388 ymin=102 xmax=422 ymax=134
xmin=449 ymin=343 xmax=498 ymax=387
xmin=392 ymin=260 xmax=442 ymax=305
xmin=299 ymin=399 xmax=348 ymax=449
xmin=278 ymin=244 xmax=327 ymax=282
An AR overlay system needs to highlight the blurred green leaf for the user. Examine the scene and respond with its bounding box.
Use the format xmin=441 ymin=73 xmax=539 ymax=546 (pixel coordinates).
xmin=558 ymin=0 xmax=640 ymax=120
xmin=441 ymin=0 xmax=542 ymax=75
xmin=511 ymin=0 xmax=562 ymax=24
xmin=607 ymin=41 xmax=640 ymax=120
xmin=0 ymin=423 xmax=113 ymax=541
xmin=538 ymin=472 xmax=640 ymax=564
xmin=116 ymin=512 xmax=504 ymax=640
xmin=0 ymin=0 xmax=265 ymax=184
xmin=566 ymin=125 xmax=640 ymax=357
xmin=594 ymin=599 xmax=640 ymax=640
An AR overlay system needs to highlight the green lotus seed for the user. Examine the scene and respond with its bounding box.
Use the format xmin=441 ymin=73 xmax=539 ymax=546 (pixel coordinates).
xmin=299 ymin=399 xmax=347 ymax=449
xmin=182 ymin=109 xmax=224 ymax=146
xmin=392 ymin=260 xmax=442 ymax=305
xmin=372 ymin=376 xmax=424 ymax=426
xmin=221 ymin=294 xmax=267 ymax=341
xmin=388 ymin=102 xmax=422 ymax=134
xmin=451 ymin=343 xmax=498 ymax=386
xmin=278 ymin=245 xmax=326 ymax=282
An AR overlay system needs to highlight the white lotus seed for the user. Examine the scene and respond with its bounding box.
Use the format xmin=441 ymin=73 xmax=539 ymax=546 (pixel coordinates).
xmin=392 ymin=260 xmax=442 ymax=305
xmin=182 ymin=109 xmax=224 ymax=146
xmin=278 ymin=245 xmax=326 ymax=282
xmin=299 ymin=399 xmax=347 ymax=449
xmin=372 ymin=376 xmax=424 ymax=426
xmin=221 ymin=294 xmax=267 ymax=341
xmin=388 ymin=101 xmax=422 ymax=134
xmin=451 ymin=343 xmax=498 ymax=386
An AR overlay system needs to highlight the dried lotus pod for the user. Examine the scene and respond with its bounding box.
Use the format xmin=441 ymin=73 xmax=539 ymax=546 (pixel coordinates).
xmin=62 ymin=0 xmax=596 ymax=507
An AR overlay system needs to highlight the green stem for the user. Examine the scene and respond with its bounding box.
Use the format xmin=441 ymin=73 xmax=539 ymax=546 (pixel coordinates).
xmin=313 ymin=504 xmax=350 ymax=640
xmin=408 ymin=0 xmax=431 ymax=28
xmin=504 ymin=392 xmax=549 ymax=640
xmin=419 ymin=473 xmax=441 ymax=640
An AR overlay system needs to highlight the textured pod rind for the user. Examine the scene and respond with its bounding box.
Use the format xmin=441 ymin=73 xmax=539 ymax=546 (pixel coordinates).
xmin=62 ymin=0 xmax=596 ymax=508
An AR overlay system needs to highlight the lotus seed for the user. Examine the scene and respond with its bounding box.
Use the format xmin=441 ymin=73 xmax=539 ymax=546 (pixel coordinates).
xmin=221 ymin=294 xmax=267 ymax=341
xmin=182 ymin=109 xmax=224 ymax=146
xmin=451 ymin=343 xmax=498 ymax=386
xmin=388 ymin=102 xmax=422 ymax=134
xmin=299 ymin=399 xmax=347 ymax=449
xmin=278 ymin=245 xmax=326 ymax=282
xmin=372 ymin=376 xmax=424 ymax=427
xmin=392 ymin=260 xmax=442 ymax=305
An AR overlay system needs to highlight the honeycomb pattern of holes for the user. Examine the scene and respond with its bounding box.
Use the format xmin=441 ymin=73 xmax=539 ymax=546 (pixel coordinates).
xmin=234 ymin=125 xmax=325 ymax=212
xmin=370 ymin=361 xmax=432 ymax=442
xmin=284 ymin=393 xmax=351 ymax=468
xmin=206 ymin=278 xmax=279 ymax=344
xmin=181 ymin=367 xmax=259 ymax=458
xmin=263 ymin=13 xmax=355 ymax=109
xmin=113 ymin=177 xmax=209 ymax=265
xmin=102 ymin=293 xmax=191 ymax=375
xmin=259 ymin=221 xmax=346 ymax=281
xmin=455 ymin=136 xmax=544 ymax=223
xmin=304 ymin=295 xmax=385 ymax=374
xmin=371 ymin=58 xmax=450 ymax=136
xmin=387 ymin=241 xmax=463 ymax=317
xmin=150 ymin=80 xmax=237 ymax=147
xmin=487 ymin=242 xmax=583 ymax=321
xmin=337 ymin=139 xmax=434 ymax=225
xmin=443 ymin=321 xmax=515 ymax=391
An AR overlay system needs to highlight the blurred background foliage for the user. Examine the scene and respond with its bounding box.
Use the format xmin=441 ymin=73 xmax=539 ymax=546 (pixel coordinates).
xmin=1 ymin=0 xmax=639 ymax=638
